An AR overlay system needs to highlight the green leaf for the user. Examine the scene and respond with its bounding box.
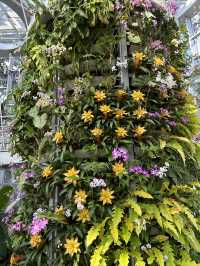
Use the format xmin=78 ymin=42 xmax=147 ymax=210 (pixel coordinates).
xmin=28 ymin=106 xmax=38 ymax=117
xmin=110 ymin=207 xmax=123 ymax=244
xmin=154 ymin=248 xmax=164 ymax=266
xmin=119 ymin=250 xmax=129 ymax=266
xmin=133 ymin=190 xmax=153 ymax=199
xmin=166 ymin=141 xmax=185 ymax=164
xmin=86 ymin=223 xmax=102 ymax=247
xmin=163 ymin=221 xmax=179 ymax=238
xmin=127 ymin=33 xmax=141 ymax=44
xmin=0 ymin=185 xmax=13 ymax=211
xmin=90 ymin=247 xmax=102 ymax=266
xmin=33 ymin=113 xmax=47 ymax=129
xmin=121 ymin=224 xmax=131 ymax=244
xmin=185 ymin=229 xmax=200 ymax=252
xmin=126 ymin=199 xmax=142 ymax=216
xmin=184 ymin=208 xmax=198 ymax=230
xmin=135 ymin=261 xmax=145 ymax=266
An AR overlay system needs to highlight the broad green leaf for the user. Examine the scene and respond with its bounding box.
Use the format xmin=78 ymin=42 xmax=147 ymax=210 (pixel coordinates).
xmin=110 ymin=207 xmax=123 ymax=244
xmin=135 ymin=261 xmax=146 ymax=266
xmin=154 ymin=248 xmax=164 ymax=266
xmin=127 ymin=33 xmax=141 ymax=43
xmin=121 ymin=224 xmax=132 ymax=244
xmin=119 ymin=250 xmax=129 ymax=266
xmin=33 ymin=113 xmax=47 ymax=129
xmin=127 ymin=199 xmax=142 ymax=216
xmin=86 ymin=223 xmax=102 ymax=247
xmin=133 ymin=190 xmax=153 ymax=199
xmin=166 ymin=141 xmax=185 ymax=164
xmin=28 ymin=106 xmax=38 ymax=117
xmin=90 ymin=248 xmax=102 ymax=266
xmin=163 ymin=221 xmax=179 ymax=238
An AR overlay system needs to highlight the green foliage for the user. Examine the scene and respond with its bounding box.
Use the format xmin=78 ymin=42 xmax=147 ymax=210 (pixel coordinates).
xmin=9 ymin=0 xmax=200 ymax=265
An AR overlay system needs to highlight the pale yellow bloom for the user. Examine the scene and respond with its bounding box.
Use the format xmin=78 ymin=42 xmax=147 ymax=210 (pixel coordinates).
xmin=81 ymin=110 xmax=94 ymax=123
xmin=115 ymin=109 xmax=127 ymax=120
xmin=168 ymin=65 xmax=177 ymax=74
xmin=10 ymin=254 xmax=23 ymax=265
xmin=42 ymin=166 xmax=53 ymax=178
xmin=115 ymin=89 xmax=127 ymax=99
xmin=177 ymin=89 xmax=187 ymax=98
xmin=91 ymin=128 xmax=103 ymax=139
xmin=64 ymin=238 xmax=80 ymax=256
xmin=99 ymin=104 xmax=112 ymax=116
xmin=134 ymin=52 xmax=144 ymax=67
xmin=64 ymin=167 xmax=79 ymax=185
xmin=131 ymin=90 xmax=145 ymax=102
xmin=133 ymin=107 xmax=147 ymax=119
xmin=99 ymin=188 xmax=114 ymax=205
xmin=154 ymin=56 xmax=164 ymax=66
xmin=74 ymin=190 xmax=87 ymax=204
xmin=94 ymin=90 xmax=106 ymax=102
xmin=30 ymin=235 xmax=42 ymax=248
xmin=133 ymin=126 xmax=146 ymax=137
xmin=115 ymin=127 xmax=128 ymax=138
xmin=112 ymin=163 xmax=125 ymax=175
xmin=55 ymin=205 xmax=64 ymax=216
xmin=77 ymin=209 xmax=90 ymax=223
xmin=53 ymin=131 xmax=63 ymax=144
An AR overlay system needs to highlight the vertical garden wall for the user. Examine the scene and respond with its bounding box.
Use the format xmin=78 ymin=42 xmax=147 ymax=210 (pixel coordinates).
xmin=6 ymin=0 xmax=200 ymax=265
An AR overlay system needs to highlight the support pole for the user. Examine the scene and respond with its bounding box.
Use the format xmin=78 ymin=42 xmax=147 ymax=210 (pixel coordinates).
xmin=119 ymin=24 xmax=129 ymax=89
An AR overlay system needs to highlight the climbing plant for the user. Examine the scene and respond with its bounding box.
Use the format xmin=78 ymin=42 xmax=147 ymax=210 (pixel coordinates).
xmin=7 ymin=0 xmax=200 ymax=265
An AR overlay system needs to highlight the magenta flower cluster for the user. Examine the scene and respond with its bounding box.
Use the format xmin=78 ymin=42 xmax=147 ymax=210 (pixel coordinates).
xmin=130 ymin=0 xmax=152 ymax=9
xmin=22 ymin=171 xmax=35 ymax=179
xmin=129 ymin=166 xmax=150 ymax=177
xmin=9 ymin=221 xmax=26 ymax=232
xmin=148 ymin=108 xmax=170 ymax=119
xmin=129 ymin=163 xmax=169 ymax=178
xmin=166 ymin=0 xmax=177 ymax=15
xmin=30 ymin=217 xmax=48 ymax=235
xmin=112 ymin=147 xmax=129 ymax=161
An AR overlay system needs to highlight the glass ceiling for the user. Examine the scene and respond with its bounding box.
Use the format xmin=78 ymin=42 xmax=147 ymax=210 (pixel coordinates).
xmin=0 ymin=0 xmax=38 ymax=52
xmin=0 ymin=2 xmax=26 ymax=50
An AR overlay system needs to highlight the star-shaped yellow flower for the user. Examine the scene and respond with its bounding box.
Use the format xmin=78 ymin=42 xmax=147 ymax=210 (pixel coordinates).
xmin=133 ymin=126 xmax=146 ymax=137
xmin=81 ymin=110 xmax=94 ymax=123
xmin=154 ymin=56 xmax=164 ymax=66
xmin=53 ymin=131 xmax=64 ymax=144
xmin=115 ymin=89 xmax=127 ymax=100
xmin=30 ymin=235 xmax=42 ymax=248
xmin=77 ymin=209 xmax=90 ymax=223
xmin=115 ymin=127 xmax=128 ymax=138
xmin=115 ymin=108 xmax=127 ymax=120
xmin=131 ymin=90 xmax=145 ymax=102
xmin=94 ymin=90 xmax=106 ymax=102
xmin=10 ymin=254 xmax=23 ymax=265
xmin=168 ymin=65 xmax=177 ymax=74
xmin=177 ymin=89 xmax=187 ymax=98
xmin=74 ymin=190 xmax=87 ymax=204
xmin=42 ymin=166 xmax=53 ymax=178
xmin=99 ymin=188 xmax=114 ymax=205
xmin=64 ymin=238 xmax=80 ymax=256
xmin=112 ymin=162 xmax=125 ymax=175
xmin=99 ymin=104 xmax=112 ymax=116
xmin=134 ymin=51 xmax=144 ymax=67
xmin=55 ymin=205 xmax=64 ymax=216
xmin=64 ymin=167 xmax=79 ymax=185
xmin=133 ymin=107 xmax=147 ymax=119
xmin=91 ymin=128 xmax=103 ymax=139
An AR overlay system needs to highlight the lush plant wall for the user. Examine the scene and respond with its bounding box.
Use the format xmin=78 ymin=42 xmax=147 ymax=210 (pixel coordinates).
xmin=7 ymin=0 xmax=200 ymax=265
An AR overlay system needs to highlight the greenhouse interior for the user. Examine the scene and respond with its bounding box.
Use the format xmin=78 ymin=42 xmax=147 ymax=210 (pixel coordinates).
xmin=1 ymin=0 xmax=200 ymax=265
